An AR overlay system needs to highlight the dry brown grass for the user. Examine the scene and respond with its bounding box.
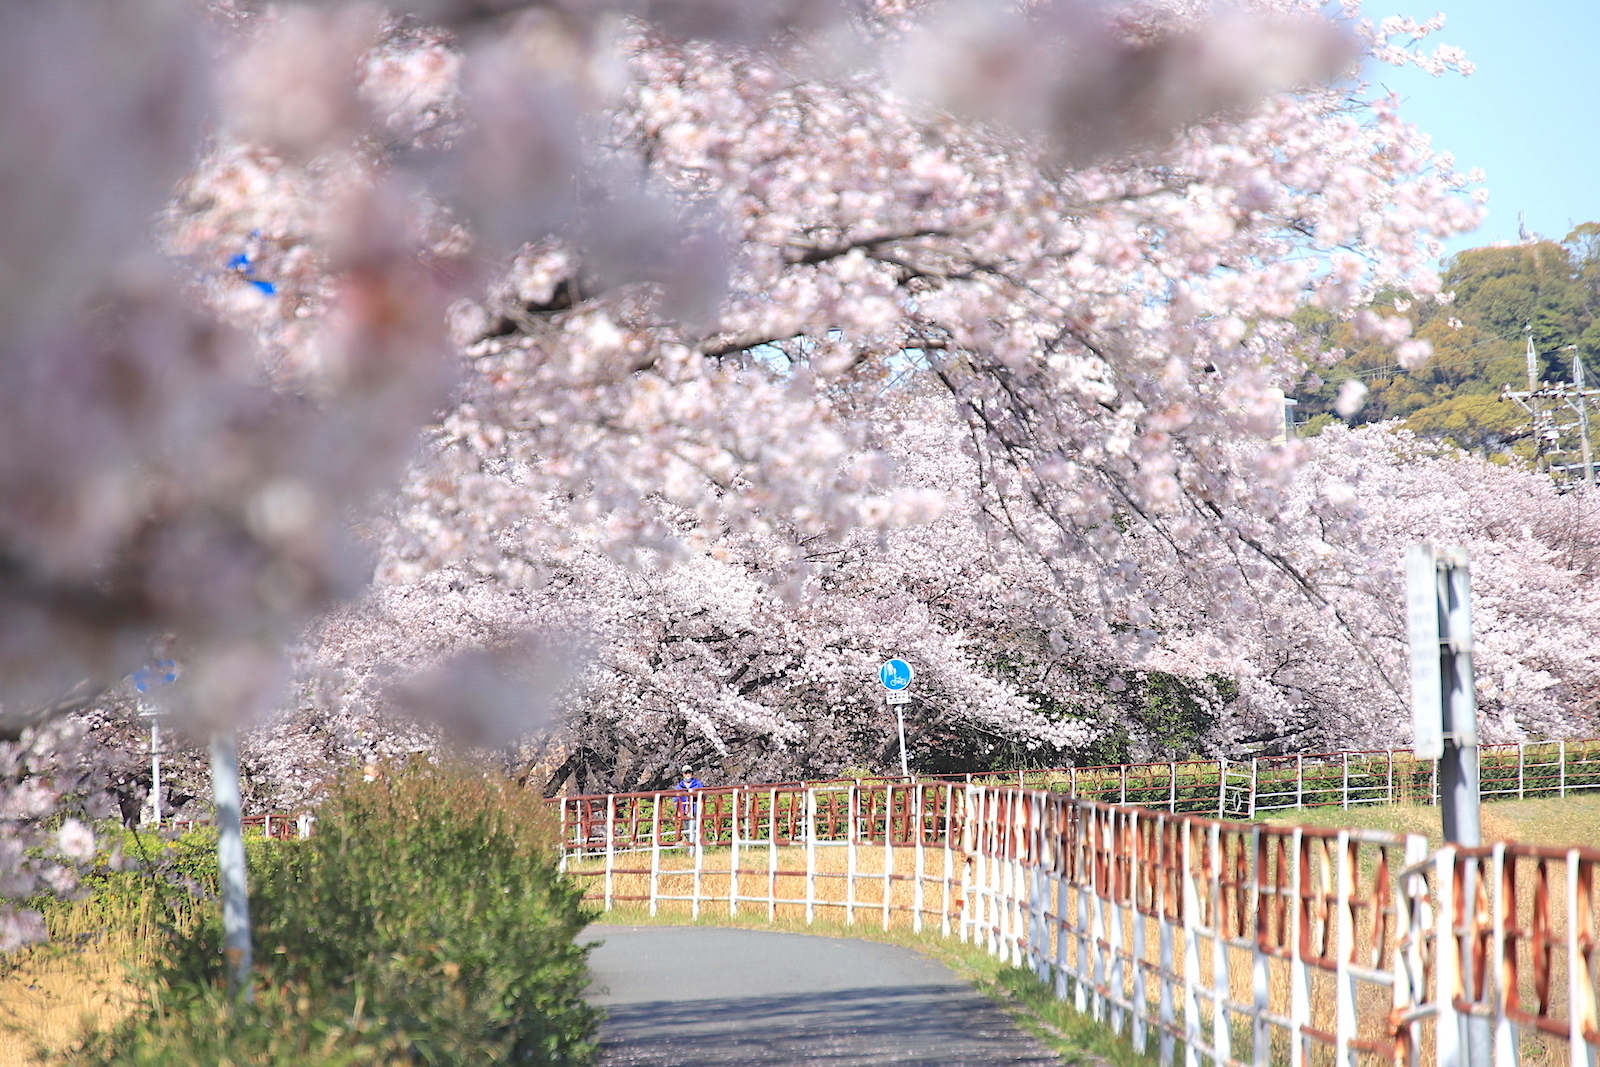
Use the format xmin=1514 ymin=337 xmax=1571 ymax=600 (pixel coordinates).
xmin=0 ymin=889 xmax=168 ymax=1065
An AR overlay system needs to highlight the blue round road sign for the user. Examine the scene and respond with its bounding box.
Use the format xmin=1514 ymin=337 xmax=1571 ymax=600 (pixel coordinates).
xmin=879 ymin=659 xmax=914 ymax=691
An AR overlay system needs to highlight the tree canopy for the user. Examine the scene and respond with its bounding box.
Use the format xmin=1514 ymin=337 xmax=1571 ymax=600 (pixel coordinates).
xmin=1 ymin=0 xmax=1562 ymax=944
xmin=1295 ymin=227 xmax=1600 ymax=456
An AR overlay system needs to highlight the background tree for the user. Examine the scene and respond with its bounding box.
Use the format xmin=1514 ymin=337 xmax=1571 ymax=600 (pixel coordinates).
xmin=1295 ymin=231 xmax=1600 ymax=458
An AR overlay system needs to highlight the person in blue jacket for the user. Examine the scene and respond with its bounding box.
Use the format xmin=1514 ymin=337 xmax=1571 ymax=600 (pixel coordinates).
xmin=676 ymin=766 xmax=704 ymax=841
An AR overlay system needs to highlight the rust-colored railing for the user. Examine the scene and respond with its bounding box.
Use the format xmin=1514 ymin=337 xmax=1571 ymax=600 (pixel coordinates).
xmin=561 ymin=779 xmax=1600 ymax=1067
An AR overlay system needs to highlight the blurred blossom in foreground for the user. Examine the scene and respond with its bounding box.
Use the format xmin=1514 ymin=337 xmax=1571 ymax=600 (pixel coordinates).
xmin=1335 ymin=380 xmax=1370 ymax=418
xmin=388 ymin=637 xmax=572 ymax=748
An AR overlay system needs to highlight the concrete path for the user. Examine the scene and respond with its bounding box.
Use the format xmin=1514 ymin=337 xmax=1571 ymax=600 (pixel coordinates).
xmin=584 ymin=924 xmax=1059 ymax=1067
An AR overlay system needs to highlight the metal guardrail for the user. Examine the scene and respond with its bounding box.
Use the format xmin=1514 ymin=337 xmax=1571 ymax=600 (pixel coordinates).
xmin=561 ymin=779 xmax=1600 ymax=1067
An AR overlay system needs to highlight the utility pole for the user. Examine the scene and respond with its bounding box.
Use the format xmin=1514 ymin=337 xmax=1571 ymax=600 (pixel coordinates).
xmin=1502 ymin=327 xmax=1600 ymax=488
xmin=1569 ymin=346 xmax=1595 ymax=486
xmin=1526 ymin=323 xmax=1539 ymax=391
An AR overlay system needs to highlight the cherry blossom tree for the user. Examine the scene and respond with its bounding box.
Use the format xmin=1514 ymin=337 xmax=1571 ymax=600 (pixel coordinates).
xmin=261 ymin=407 xmax=1599 ymax=806
xmin=0 ymin=0 xmax=1491 ymax=943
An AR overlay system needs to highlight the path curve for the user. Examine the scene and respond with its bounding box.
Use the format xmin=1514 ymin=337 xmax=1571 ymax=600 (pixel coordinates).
xmin=584 ymin=924 xmax=1059 ymax=1067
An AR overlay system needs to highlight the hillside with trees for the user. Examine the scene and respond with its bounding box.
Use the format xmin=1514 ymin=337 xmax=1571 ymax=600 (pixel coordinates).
xmin=1293 ymin=225 xmax=1600 ymax=462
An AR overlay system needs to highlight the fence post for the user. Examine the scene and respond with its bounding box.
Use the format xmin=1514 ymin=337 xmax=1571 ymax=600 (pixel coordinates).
xmin=1565 ymin=851 xmax=1597 ymax=1067
xmin=959 ymin=785 xmax=975 ymax=944
xmin=1121 ymin=764 xmax=1128 ymax=805
xmin=729 ymin=791 xmax=741 ymax=917
xmin=1208 ymin=823 xmax=1231 ymax=1066
xmin=604 ymin=795 xmax=616 ymax=912
xmin=1250 ymin=826 xmax=1270 ymax=1067
xmin=1296 ymin=754 xmax=1303 ymax=810
xmin=1074 ymin=803 xmax=1092 ymax=1014
xmin=1248 ymin=758 xmax=1258 ymax=819
xmin=805 ymin=788 xmax=817 ymax=924
xmin=1088 ymin=808 xmax=1108 ymax=1021
xmin=1489 ymin=844 xmax=1515 ymax=1063
xmin=984 ymin=789 xmax=1000 ymax=958
xmin=913 ymin=786 xmax=927 ymax=934
xmin=691 ymin=793 xmax=704 ymax=920
xmin=1030 ymin=792 xmax=1047 ymax=982
xmin=1560 ymin=739 xmax=1567 ymax=797
xmin=1157 ymin=813 xmax=1175 ymax=1065
xmin=1218 ymin=757 xmax=1227 ymax=819
xmin=1054 ymin=797 xmax=1071 ymax=1003
xmin=1289 ymin=828 xmax=1309 ymax=1067
xmin=1070 ymin=765 xmax=1078 ymax=797
xmin=1332 ymin=831 xmax=1355 ymax=1067
xmin=1517 ymin=744 xmax=1525 ymax=799
xmin=882 ymin=783 xmax=895 ymax=931
xmin=768 ymin=787 xmax=779 ymax=921
xmin=1108 ymin=808 xmax=1126 ymax=1035
xmin=1129 ymin=809 xmax=1148 ymax=1054
xmin=1182 ymin=823 xmax=1202 ymax=1067
xmin=941 ymin=785 xmax=954 ymax=938
xmin=1394 ymin=834 xmax=1430 ymax=1066
xmin=558 ymin=798 xmax=569 ymax=872
xmin=1005 ymin=792 xmax=1022 ymax=966
xmin=1341 ymin=752 xmax=1350 ymax=810
xmin=1434 ymin=848 xmax=1462 ymax=1067
xmin=846 ymin=784 xmax=858 ymax=926
xmin=649 ymin=794 xmax=661 ymax=917
xmin=1170 ymin=762 xmax=1178 ymax=812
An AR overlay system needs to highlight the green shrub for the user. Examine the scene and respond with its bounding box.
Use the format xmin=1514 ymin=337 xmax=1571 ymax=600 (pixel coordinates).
xmin=66 ymin=762 xmax=600 ymax=1066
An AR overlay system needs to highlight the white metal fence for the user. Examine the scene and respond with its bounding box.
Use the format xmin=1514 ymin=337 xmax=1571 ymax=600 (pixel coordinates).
xmin=914 ymin=737 xmax=1600 ymax=819
xmin=562 ymin=779 xmax=1600 ymax=1067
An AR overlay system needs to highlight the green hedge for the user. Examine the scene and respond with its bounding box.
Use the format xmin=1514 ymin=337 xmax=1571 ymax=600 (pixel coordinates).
xmin=67 ymin=763 xmax=600 ymax=1066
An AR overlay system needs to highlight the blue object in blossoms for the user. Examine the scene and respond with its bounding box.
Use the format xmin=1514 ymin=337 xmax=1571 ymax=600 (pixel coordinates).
xmin=227 ymin=248 xmax=278 ymax=296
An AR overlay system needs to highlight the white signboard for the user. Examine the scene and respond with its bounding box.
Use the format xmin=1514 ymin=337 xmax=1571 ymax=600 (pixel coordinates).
xmin=886 ymin=689 xmax=911 ymax=705
xmin=1405 ymin=544 xmax=1444 ymax=760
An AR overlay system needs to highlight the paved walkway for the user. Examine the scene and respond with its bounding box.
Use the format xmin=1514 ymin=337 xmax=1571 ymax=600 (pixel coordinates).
xmin=584 ymin=925 xmax=1059 ymax=1067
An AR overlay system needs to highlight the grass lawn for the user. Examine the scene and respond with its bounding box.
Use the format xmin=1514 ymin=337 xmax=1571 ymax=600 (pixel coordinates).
xmin=1256 ymin=791 xmax=1600 ymax=849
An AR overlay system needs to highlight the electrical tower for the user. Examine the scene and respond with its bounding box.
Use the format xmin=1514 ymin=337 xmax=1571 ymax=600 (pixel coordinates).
xmin=1502 ymin=326 xmax=1600 ymax=488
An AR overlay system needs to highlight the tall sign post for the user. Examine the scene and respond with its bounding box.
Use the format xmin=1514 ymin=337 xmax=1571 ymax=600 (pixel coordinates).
xmin=1406 ymin=544 xmax=1485 ymax=1066
xmin=879 ymin=659 xmax=914 ymax=779
xmin=131 ymin=661 xmax=178 ymax=830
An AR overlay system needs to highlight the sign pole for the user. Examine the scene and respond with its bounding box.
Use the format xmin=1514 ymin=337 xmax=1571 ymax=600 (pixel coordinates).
xmin=1406 ymin=544 xmax=1485 ymax=1067
xmin=132 ymin=661 xmax=178 ymax=831
xmin=151 ymin=713 xmax=162 ymax=830
xmin=895 ymin=702 xmax=910 ymax=779
xmin=878 ymin=659 xmax=915 ymax=780
xmin=1436 ymin=551 xmax=1482 ymax=847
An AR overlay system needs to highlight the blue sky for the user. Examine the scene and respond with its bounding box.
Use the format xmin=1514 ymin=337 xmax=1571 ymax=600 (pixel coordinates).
xmin=1368 ymin=0 xmax=1600 ymax=259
